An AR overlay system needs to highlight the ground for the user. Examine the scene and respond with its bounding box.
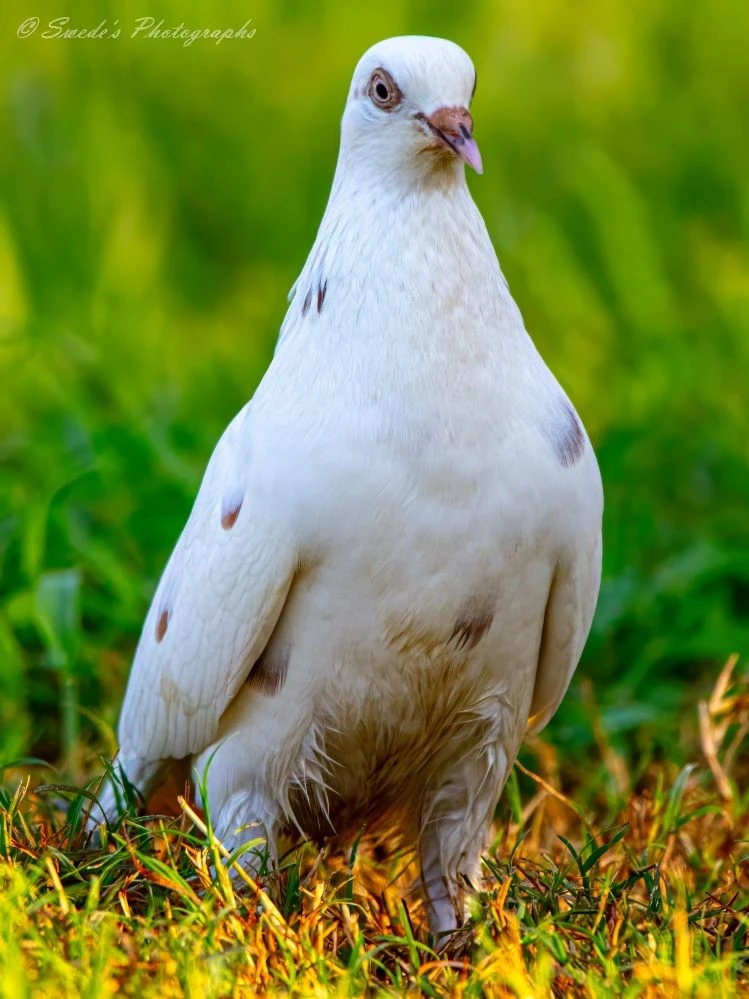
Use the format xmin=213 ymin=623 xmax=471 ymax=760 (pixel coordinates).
xmin=0 ymin=659 xmax=746 ymax=997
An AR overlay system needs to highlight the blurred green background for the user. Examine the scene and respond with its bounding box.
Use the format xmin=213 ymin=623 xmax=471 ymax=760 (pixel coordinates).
xmin=1 ymin=0 xmax=748 ymax=777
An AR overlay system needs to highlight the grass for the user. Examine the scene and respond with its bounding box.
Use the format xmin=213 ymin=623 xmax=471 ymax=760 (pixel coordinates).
xmin=2 ymin=0 xmax=749 ymax=767
xmin=1 ymin=658 xmax=746 ymax=997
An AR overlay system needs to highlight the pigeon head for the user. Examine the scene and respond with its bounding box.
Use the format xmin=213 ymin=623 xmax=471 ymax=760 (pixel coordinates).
xmin=341 ymin=36 xmax=482 ymax=182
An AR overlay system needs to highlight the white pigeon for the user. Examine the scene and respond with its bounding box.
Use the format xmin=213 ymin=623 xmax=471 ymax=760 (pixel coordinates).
xmin=90 ymin=35 xmax=603 ymax=938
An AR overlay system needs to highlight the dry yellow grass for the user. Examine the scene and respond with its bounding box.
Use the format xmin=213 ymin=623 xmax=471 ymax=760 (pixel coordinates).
xmin=1 ymin=659 xmax=746 ymax=997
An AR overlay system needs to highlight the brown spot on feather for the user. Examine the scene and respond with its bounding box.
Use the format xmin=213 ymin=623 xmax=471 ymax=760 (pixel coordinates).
xmin=221 ymin=498 xmax=242 ymax=530
xmin=386 ymin=598 xmax=495 ymax=658
xmin=156 ymin=608 xmax=169 ymax=643
xmin=246 ymin=646 xmax=290 ymax=697
xmin=449 ymin=608 xmax=494 ymax=652
xmin=317 ymin=279 xmax=327 ymax=313
xmin=554 ymin=403 xmax=586 ymax=468
xmin=302 ymin=288 xmax=312 ymax=317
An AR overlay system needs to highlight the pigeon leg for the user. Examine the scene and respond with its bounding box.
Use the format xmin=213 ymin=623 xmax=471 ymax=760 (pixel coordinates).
xmin=208 ymin=788 xmax=279 ymax=881
xmin=193 ymin=740 xmax=281 ymax=882
xmin=418 ymin=806 xmax=490 ymax=940
xmin=418 ymin=748 xmax=511 ymax=940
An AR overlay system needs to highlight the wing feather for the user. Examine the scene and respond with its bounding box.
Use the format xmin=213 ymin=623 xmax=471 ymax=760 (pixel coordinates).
xmin=117 ymin=404 xmax=298 ymax=764
xmin=527 ymin=531 xmax=602 ymax=735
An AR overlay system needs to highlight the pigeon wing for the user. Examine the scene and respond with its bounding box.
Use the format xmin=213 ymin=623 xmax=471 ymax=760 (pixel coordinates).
xmin=116 ymin=404 xmax=298 ymax=766
xmin=526 ymin=530 xmax=602 ymax=735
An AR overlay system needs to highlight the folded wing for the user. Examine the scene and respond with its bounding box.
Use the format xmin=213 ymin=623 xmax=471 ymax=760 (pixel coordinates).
xmin=527 ymin=531 xmax=602 ymax=735
xmin=92 ymin=404 xmax=298 ymax=822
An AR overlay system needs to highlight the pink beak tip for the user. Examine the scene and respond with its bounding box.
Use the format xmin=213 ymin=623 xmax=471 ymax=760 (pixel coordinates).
xmin=460 ymin=137 xmax=483 ymax=175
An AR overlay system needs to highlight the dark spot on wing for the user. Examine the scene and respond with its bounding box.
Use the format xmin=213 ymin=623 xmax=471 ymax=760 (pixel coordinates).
xmin=449 ymin=602 xmax=494 ymax=652
xmin=554 ymin=403 xmax=586 ymax=468
xmin=221 ymin=495 xmax=243 ymax=530
xmin=156 ymin=608 xmax=170 ymax=643
xmin=302 ymin=288 xmax=312 ymax=317
xmin=317 ymin=279 xmax=327 ymax=313
xmin=246 ymin=645 xmax=290 ymax=697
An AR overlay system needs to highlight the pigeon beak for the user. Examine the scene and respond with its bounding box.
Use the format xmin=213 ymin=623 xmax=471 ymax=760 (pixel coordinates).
xmin=423 ymin=106 xmax=483 ymax=175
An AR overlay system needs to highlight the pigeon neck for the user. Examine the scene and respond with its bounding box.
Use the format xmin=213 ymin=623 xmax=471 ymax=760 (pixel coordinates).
xmin=277 ymin=156 xmax=517 ymax=358
xmin=315 ymin=161 xmax=489 ymax=282
xmin=332 ymin=145 xmax=470 ymax=200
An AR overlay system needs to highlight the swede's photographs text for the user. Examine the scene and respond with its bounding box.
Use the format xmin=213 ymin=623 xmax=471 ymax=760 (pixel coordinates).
xmin=17 ymin=16 xmax=257 ymax=46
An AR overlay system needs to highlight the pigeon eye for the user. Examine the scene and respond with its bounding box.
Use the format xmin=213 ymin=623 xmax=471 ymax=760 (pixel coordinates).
xmin=369 ymin=69 xmax=401 ymax=111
